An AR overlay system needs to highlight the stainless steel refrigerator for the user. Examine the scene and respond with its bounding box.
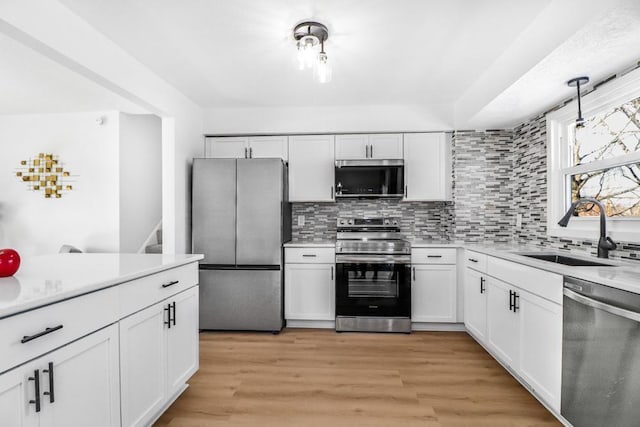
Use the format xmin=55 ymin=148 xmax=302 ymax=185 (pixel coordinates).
xmin=192 ymin=158 xmax=291 ymax=332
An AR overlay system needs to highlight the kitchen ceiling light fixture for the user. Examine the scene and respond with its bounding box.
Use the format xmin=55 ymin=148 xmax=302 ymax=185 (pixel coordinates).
xmin=293 ymin=21 xmax=331 ymax=83
xmin=567 ymin=76 xmax=590 ymax=127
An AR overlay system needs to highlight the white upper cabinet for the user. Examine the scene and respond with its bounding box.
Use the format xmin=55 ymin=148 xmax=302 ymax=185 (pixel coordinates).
xmin=335 ymin=134 xmax=403 ymax=160
xmin=403 ymin=133 xmax=452 ymax=201
xmin=289 ymin=135 xmax=335 ymax=202
xmin=205 ymin=136 xmax=288 ymax=160
xmin=248 ymin=136 xmax=288 ymax=160
xmin=205 ymin=137 xmax=248 ymax=158
xmin=369 ymin=134 xmax=403 ymax=159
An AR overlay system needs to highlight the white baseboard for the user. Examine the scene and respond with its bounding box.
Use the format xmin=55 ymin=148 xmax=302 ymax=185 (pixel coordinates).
xmin=286 ymin=320 xmax=336 ymax=329
xmin=411 ymin=322 xmax=466 ymax=331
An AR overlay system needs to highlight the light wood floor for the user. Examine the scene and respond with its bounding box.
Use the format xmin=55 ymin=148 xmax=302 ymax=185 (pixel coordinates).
xmin=155 ymin=329 xmax=560 ymax=426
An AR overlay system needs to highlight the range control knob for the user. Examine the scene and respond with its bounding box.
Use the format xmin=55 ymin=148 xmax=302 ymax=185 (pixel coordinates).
xmin=384 ymin=219 xmax=390 ymax=225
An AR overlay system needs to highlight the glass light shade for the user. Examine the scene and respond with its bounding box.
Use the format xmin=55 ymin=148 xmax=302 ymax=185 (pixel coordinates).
xmin=297 ymin=35 xmax=318 ymax=70
xmin=314 ymin=52 xmax=332 ymax=83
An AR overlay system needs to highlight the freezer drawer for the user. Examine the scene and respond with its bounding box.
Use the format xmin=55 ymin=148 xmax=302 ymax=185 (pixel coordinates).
xmin=199 ymin=269 xmax=283 ymax=332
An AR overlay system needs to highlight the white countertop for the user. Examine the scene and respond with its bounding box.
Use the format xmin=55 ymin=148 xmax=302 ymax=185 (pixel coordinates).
xmin=284 ymin=241 xmax=335 ymax=248
xmin=0 ymin=253 xmax=203 ymax=319
xmin=465 ymin=243 xmax=640 ymax=295
xmin=411 ymin=240 xmax=464 ymax=247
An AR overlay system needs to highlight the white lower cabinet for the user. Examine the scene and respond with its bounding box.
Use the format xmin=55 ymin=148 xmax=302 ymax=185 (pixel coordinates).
xmin=0 ymin=324 xmax=120 ymax=427
xmin=120 ymin=286 xmax=199 ymax=427
xmin=486 ymin=277 xmax=520 ymax=369
xmin=411 ymin=265 xmax=457 ymax=322
xmin=463 ymin=267 xmax=487 ymax=340
xmin=469 ymin=255 xmax=562 ymax=413
xmin=285 ymin=263 xmax=335 ymax=321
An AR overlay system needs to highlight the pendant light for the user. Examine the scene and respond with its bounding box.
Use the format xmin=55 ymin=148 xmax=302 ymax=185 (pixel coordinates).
xmin=293 ymin=21 xmax=331 ymax=83
xmin=567 ymin=76 xmax=589 ymax=127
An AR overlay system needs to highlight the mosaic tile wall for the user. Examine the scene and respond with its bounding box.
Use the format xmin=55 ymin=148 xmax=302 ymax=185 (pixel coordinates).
xmin=512 ymin=114 xmax=640 ymax=261
xmin=451 ymin=130 xmax=516 ymax=243
xmin=292 ymin=200 xmax=453 ymax=241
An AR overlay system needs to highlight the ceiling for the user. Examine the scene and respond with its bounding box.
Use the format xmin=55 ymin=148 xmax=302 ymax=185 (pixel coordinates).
xmin=40 ymin=0 xmax=640 ymax=128
xmin=0 ymin=32 xmax=147 ymax=115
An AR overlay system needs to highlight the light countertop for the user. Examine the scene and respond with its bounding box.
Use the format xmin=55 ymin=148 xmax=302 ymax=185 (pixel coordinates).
xmin=0 ymin=253 xmax=203 ymax=319
xmin=285 ymin=241 xmax=335 ymax=248
xmin=411 ymin=240 xmax=464 ymax=247
xmin=465 ymin=243 xmax=640 ymax=295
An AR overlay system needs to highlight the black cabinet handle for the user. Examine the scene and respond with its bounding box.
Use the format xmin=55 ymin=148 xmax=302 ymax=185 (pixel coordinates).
xmin=427 ymin=255 xmax=443 ymax=258
xmin=164 ymin=304 xmax=172 ymax=329
xmin=331 ymin=186 xmax=334 ymax=199
xmin=468 ymin=258 xmax=478 ymax=263
xmin=171 ymin=301 xmax=176 ymax=326
xmin=43 ymin=362 xmax=55 ymax=403
xmin=22 ymin=325 xmax=64 ymax=344
xmin=330 ymin=266 xmax=334 ymax=280
xmin=244 ymin=147 xmax=248 ymax=158
xmin=370 ymin=144 xmax=374 ymax=158
xmin=162 ymin=280 xmax=179 ymax=288
xmin=480 ymin=276 xmax=485 ymax=294
xmin=365 ymin=145 xmax=369 ymax=158
xmin=509 ymin=290 xmax=515 ymax=312
xmin=405 ymin=185 xmax=408 ymax=197
xmin=302 ymin=254 xmax=317 ymax=257
xmin=412 ymin=267 xmax=416 ymax=281
xmin=514 ymin=292 xmax=520 ymax=313
xmin=249 ymin=147 xmax=253 ymax=158
xmin=28 ymin=369 xmax=41 ymax=413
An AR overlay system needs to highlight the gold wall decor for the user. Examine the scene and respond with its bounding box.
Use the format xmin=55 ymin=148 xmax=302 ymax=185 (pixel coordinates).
xmin=15 ymin=153 xmax=74 ymax=198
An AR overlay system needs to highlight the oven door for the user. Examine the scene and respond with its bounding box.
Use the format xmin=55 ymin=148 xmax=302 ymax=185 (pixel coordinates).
xmin=335 ymin=257 xmax=411 ymax=317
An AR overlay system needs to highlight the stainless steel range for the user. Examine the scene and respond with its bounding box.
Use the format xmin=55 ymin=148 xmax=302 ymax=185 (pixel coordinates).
xmin=335 ymin=217 xmax=412 ymax=333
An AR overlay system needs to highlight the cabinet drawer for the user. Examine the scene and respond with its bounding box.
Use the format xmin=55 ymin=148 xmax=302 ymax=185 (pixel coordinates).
xmin=0 ymin=286 xmax=118 ymax=373
xmin=411 ymin=248 xmax=456 ymax=265
xmin=487 ymin=257 xmax=562 ymax=304
xmin=285 ymin=247 xmax=335 ymax=264
xmin=465 ymin=250 xmax=487 ymax=272
xmin=119 ymin=263 xmax=199 ymax=318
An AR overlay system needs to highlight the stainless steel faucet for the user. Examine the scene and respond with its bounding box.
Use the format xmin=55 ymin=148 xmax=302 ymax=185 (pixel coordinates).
xmin=558 ymin=197 xmax=617 ymax=258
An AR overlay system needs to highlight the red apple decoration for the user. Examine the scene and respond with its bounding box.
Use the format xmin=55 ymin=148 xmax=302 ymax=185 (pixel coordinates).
xmin=0 ymin=249 xmax=21 ymax=277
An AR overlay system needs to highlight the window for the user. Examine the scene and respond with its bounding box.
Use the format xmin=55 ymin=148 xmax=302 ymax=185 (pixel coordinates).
xmin=547 ymin=66 xmax=640 ymax=241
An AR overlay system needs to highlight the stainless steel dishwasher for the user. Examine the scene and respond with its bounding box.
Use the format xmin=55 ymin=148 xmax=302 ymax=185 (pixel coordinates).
xmin=562 ymin=276 xmax=640 ymax=427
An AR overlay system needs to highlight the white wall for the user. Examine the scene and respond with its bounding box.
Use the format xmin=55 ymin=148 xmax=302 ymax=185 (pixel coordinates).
xmin=0 ymin=112 xmax=120 ymax=255
xmin=119 ymin=113 xmax=162 ymax=253
xmin=203 ymin=104 xmax=454 ymax=135
xmin=1 ymin=0 xmax=204 ymax=254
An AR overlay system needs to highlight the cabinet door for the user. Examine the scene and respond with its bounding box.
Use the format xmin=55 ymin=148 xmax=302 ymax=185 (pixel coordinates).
xmin=167 ymin=287 xmax=199 ymax=397
xmin=205 ymin=137 xmax=248 ymax=158
xmin=411 ymin=265 xmax=457 ymax=323
xmin=248 ymin=136 xmax=288 ymax=160
xmin=119 ymin=301 xmax=167 ymax=427
xmin=486 ymin=278 xmax=520 ymax=369
xmin=42 ymin=325 xmax=120 ymax=427
xmin=285 ymin=264 xmax=335 ymax=321
xmin=403 ymin=133 xmax=452 ymax=201
xmin=519 ymin=290 xmax=562 ymax=411
xmin=288 ymin=135 xmax=335 ymax=202
xmin=463 ymin=268 xmax=487 ymax=341
xmin=335 ymin=134 xmax=368 ymax=159
xmin=369 ymin=134 xmax=403 ymax=159
xmin=0 ymin=360 xmax=40 ymax=427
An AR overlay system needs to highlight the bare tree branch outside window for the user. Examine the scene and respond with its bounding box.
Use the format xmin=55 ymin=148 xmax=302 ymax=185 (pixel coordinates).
xmin=571 ymin=97 xmax=640 ymax=217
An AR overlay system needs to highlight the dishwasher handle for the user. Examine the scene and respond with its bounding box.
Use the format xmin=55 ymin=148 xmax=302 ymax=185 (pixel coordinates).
xmin=564 ymin=288 xmax=640 ymax=323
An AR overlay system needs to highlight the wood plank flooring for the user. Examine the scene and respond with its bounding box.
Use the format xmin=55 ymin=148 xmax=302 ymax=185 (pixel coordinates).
xmin=155 ymin=329 xmax=560 ymax=426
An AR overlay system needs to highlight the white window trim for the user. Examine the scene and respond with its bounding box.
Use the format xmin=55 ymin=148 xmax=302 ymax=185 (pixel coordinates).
xmin=547 ymin=65 xmax=640 ymax=243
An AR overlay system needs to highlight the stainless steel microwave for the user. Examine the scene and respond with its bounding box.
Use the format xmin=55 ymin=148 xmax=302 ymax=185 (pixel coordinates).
xmin=335 ymin=159 xmax=404 ymax=199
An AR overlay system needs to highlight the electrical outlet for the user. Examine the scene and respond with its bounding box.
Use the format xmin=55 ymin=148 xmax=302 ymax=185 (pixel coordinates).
xmin=516 ymin=213 xmax=522 ymax=228
xmin=297 ymin=215 xmax=305 ymax=227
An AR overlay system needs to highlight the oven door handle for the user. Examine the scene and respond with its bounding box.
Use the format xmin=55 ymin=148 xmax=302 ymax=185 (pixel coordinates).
xmin=564 ymin=288 xmax=640 ymax=322
xmin=335 ymin=255 xmax=411 ymax=264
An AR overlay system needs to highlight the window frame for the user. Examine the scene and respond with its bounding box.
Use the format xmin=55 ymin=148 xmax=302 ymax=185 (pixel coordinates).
xmin=547 ymin=66 xmax=640 ymax=242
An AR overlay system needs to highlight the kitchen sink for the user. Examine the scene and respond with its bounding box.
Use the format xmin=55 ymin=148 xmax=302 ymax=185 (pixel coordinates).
xmin=518 ymin=253 xmax=615 ymax=267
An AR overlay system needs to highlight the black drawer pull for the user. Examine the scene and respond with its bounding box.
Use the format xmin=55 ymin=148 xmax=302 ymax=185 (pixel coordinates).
xmin=509 ymin=290 xmax=515 ymax=312
xmin=162 ymin=280 xmax=179 ymax=288
xmin=427 ymin=255 xmax=443 ymax=258
xmin=171 ymin=301 xmax=177 ymax=326
xmin=21 ymin=325 xmax=64 ymax=344
xmin=43 ymin=362 xmax=55 ymax=403
xmin=302 ymin=254 xmax=317 ymax=257
xmin=164 ymin=304 xmax=172 ymax=329
xmin=480 ymin=276 xmax=486 ymax=294
xmin=513 ymin=292 xmax=520 ymax=313
xmin=468 ymin=258 xmax=478 ymax=263
xmin=28 ymin=369 xmax=41 ymax=412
